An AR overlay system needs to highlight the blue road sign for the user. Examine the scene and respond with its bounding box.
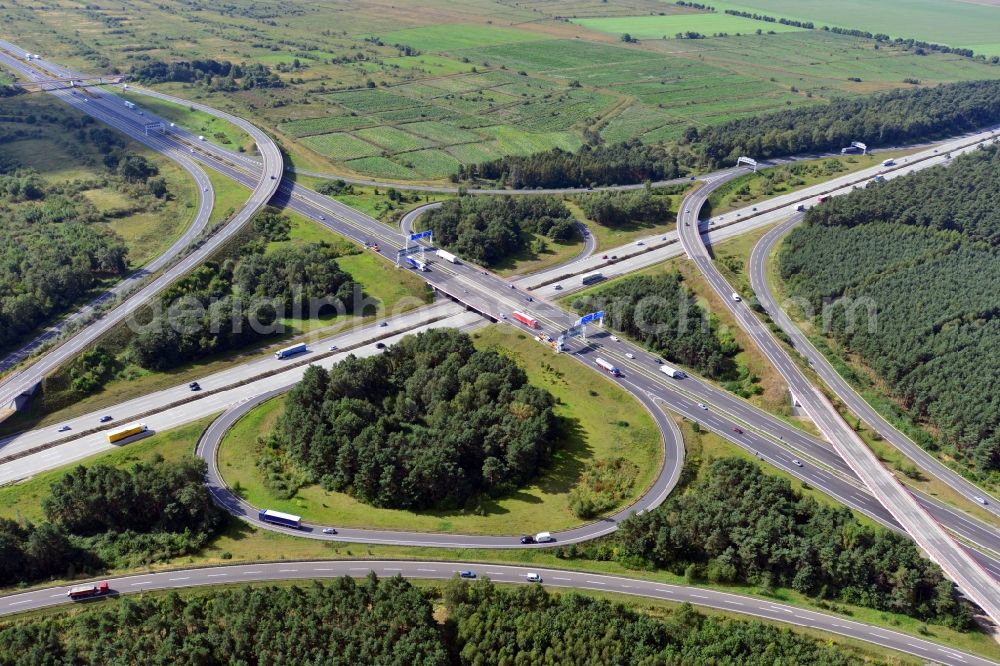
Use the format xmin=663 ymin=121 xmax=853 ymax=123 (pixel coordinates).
xmin=409 ymin=230 xmax=433 ymax=241
xmin=578 ymin=311 xmax=604 ymax=326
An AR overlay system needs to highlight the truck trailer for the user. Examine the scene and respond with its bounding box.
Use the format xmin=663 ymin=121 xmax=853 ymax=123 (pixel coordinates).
xmin=106 ymin=423 xmax=148 ymax=444
xmin=595 ymin=357 xmax=621 ymax=377
xmin=68 ymin=581 xmax=110 ymax=600
xmin=511 ymin=311 xmax=539 ymax=329
xmin=406 ymin=256 xmax=429 ymax=272
xmin=275 ymin=343 xmax=307 ymax=359
xmin=660 ymin=365 xmax=686 ymax=379
xmin=435 ymin=249 xmax=458 ymax=264
xmin=123 ymin=101 xmax=136 ymax=110
xmin=258 ymin=509 xmax=302 ymax=529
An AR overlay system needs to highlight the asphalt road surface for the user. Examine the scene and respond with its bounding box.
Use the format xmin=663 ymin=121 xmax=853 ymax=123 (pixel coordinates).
xmin=0 ymin=561 xmax=994 ymax=666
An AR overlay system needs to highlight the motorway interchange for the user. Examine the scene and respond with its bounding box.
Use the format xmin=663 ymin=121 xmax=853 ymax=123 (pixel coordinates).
xmin=2 ymin=42 xmax=1000 ymax=662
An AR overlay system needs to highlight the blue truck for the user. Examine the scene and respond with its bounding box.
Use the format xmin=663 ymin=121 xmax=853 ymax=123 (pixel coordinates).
xmin=274 ymin=343 xmax=307 ymax=360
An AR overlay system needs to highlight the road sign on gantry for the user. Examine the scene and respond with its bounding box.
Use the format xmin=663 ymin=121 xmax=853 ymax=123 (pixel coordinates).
xmin=409 ymin=230 xmax=432 ymax=241
xmin=578 ymin=311 xmax=605 ymax=326
xmin=736 ymin=156 xmax=757 ymax=172
xmin=851 ymin=141 xmax=867 ymax=154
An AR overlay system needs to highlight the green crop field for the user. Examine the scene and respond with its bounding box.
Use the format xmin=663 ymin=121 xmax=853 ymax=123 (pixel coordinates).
xmin=1 ymin=0 xmax=996 ymax=183
xmin=573 ymin=13 xmax=805 ymax=39
xmin=712 ymin=0 xmax=1000 ymax=57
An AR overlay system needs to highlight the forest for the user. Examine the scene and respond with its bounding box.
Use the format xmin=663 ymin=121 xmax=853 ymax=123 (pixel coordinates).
xmin=577 ymin=189 xmax=671 ymax=227
xmin=463 ymin=139 xmax=682 ymax=189
xmin=0 ymin=575 xmax=888 ymax=665
xmin=420 ymin=195 xmax=577 ymax=265
xmin=266 ymin=329 xmax=557 ymax=509
xmin=0 ymin=456 xmax=223 ymax=589
xmin=614 ymin=458 xmax=972 ymax=626
xmin=129 ymin=211 xmax=361 ymax=371
xmin=779 ymin=144 xmax=1000 ymax=472
xmin=128 ymin=57 xmax=284 ymax=90
xmin=573 ymin=274 xmax=737 ymax=379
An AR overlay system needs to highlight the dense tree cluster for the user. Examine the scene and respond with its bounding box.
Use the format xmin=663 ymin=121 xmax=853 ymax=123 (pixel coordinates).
xmin=780 ymin=145 xmax=1000 ymax=471
xmin=573 ymin=274 xmax=736 ymax=379
xmin=0 ymin=576 xmax=883 ymax=665
xmin=421 ymin=195 xmax=577 ymax=265
xmin=462 ymin=139 xmax=682 ymax=189
xmin=617 ymin=458 xmax=972 ymax=626
xmin=578 ymin=189 xmax=671 ymax=227
xmin=0 ymin=173 xmax=128 ymax=350
xmin=130 ymin=212 xmax=360 ymax=371
xmin=446 ymin=579 xmax=877 ymax=666
xmin=271 ymin=329 xmax=557 ymax=509
xmin=690 ymin=79 xmax=1000 ymax=166
xmin=0 ymin=457 xmax=223 ymax=589
xmin=128 ymin=57 xmax=284 ymax=89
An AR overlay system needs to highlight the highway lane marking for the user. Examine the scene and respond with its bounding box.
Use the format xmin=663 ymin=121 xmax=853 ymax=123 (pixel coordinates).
xmin=130 ymin=582 xmax=147 ymax=586
xmin=168 ymin=577 xmax=190 ymax=581
xmin=417 ymin=568 xmax=437 ymax=572
xmin=49 ymin=593 xmax=63 ymax=598
xmin=349 ymin=567 xmax=369 ymax=571
xmin=8 ymin=600 xmax=29 ymax=606
xmin=205 ymin=573 xmax=227 ymax=578
xmin=585 ymin=581 xmax=605 ymax=585
xmin=313 ymin=568 xmax=334 ymax=572
xmin=621 ymin=584 xmax=632 ymax=589
xmin=689 ymin=594 xmax=708 ymax=599
xmin=278 ymin=569 xmax=298 ymax=573
xmin=486 ymin=571 xmax=504 ymax=575
xmin=553 ymin=577 xmax=571 ymax=581
xmin=242 ymin=571 xmax=262 ymax=574
xmin=383 ymin=568 xmax=401 ymax=571
xmin=723 ymin=600 xmax=744 ymax=606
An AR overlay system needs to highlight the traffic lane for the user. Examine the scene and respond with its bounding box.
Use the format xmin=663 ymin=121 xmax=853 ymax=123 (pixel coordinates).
xmin=0 ymin=561 xmax=995 ymax=666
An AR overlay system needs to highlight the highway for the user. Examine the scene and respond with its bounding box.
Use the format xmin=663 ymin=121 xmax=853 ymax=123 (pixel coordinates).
xmin=0 ymin=44 xmax=284 ymax=415
xmin=0 ymin=561 xmax=995 ymax=666
xmin=676 ymin=154 xmax=1000 ymax=625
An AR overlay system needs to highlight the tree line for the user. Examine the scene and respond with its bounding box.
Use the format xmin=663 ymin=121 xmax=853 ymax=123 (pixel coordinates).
xmin=267 ymin=329 xmax=557 ymax=510
xmin=573 ymin=274 xmax=737 ymax=380
xmin=128 ymin=57 xmax=284 ymax=90
xmin=0 ymin=574 xmax=891 ymax=665
xmin=421 ymin=195 xmax=577 ymax=265
xmin=460 ymin=139 xmax=682 ymax=189
xmin=780 ymin=144 xmax=1000 ymax=472
xmin=577 ymin=188 xmax=671 ymax=227
xmin=0 ymin=456 xmax=224 ymax=589
xmin=614 ymin=458 xmax=972 ymax=626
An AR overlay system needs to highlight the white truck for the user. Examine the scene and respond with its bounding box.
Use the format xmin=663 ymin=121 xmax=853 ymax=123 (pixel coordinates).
xmin=435 ymin=249 xmax=458 ymax=264
xmin=660 ymin=365 xmax=686 ymax=379
xmin=123 ymin=101 xmax=136 ymax=110
xmin=881 ymin=158 xmax=895 ymax=167
xmin=535 ymin=531 xmax=555 ymax=543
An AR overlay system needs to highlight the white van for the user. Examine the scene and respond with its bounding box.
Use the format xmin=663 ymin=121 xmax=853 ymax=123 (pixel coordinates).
xmin=882 ymin=158 xmax=894 ymax=167
xmin=731 ymin=292 xmax=741 ymax=302
xmin=535 ymin=531 xmax=555 ymax=543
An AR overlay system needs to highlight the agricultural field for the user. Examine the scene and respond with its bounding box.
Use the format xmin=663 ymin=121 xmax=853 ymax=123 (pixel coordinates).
xmin=712 ymin=0 xmax=1000 ymax=57
xmin=0 ymin=0 xmax=997 ymax=183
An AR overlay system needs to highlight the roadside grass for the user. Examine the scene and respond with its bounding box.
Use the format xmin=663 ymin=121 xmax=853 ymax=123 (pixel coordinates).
xmin=490 ymin=231 xmax=586 ymax=278
xmin=703 ymin=150 xmax=922 ymax=218
xmin=115 ymin=90 xmax=253 ymax=152
xmin=0 ymin=412 xmax=994 ymax=659
xmin=572 ymin=14 xmax=804 ymax=40
xmin=204 ymin=168 xmax=249 ymax=228
xmin=216 ymin=323 xmax=662 ymax=535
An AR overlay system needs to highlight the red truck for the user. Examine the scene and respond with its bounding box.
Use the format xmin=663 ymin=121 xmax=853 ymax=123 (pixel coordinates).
xmin=68 ymin=581 xmax=110 ymax=600
xmin=511 ymin=311 xmax=539 ymax=329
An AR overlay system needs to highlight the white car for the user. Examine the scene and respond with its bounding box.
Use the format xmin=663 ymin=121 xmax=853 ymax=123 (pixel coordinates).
xmin=322 ymin=527 xmax=337 ymax=534
xmin=974 ymin=496 xmax=988 ymax=506
xmin=792 ymin=459 xmax=803 ymax=467
xmin=328 ymin=345 xmax=338 ymax=352
xmin=636 ymin=240 xmax=644 ymax=246
xmin=625 ymin=352 xmax=635 ymax=359
xmin=525 ymin=573 xmax=542 ymax=583
xmin=731 ymin=292 xmax=741 ymax=302
xmin=697 ymin=403 xmax=707 ymax=410
xmin=610 ymin=335 xmax=619 ymax=342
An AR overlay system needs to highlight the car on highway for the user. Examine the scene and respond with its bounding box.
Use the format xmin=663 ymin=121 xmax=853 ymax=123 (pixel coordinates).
xmin=319 ymin=215 xmax=325 ymax=220
xmin=328 ymin=345 xmax=338 ymax=351
xmin=730 ymin=292 xmax=741 ymax=302
xmin=601 ymin=255 xmax=608 ymax=259
xmin=697 ymin=403 xmax=707 ymax=410
xmin=519 ymin=535 xmax=535 ymax=544
xmin=99 ymin=415 xmax=113 ymax=423
xmin=732 ymin=427 xmax=744 ymax=435
xmin=974 ymin=496 xmax=988 ymax=506
xmin=684 ymin=208 xmax=690 ymax=213
xmin=554 ymin=284 xmax=563 ymax=290
xmin=625 ymin=352 xmax=635 ymax=359
xmin=526 ymin=573 xmax=542 ymax=583
xmin=459 ymin=570 xmax=476 ymax=579
xmin=792 ymin=459 xmax=804 ymax=467
xmin=684 ymin=221 xmax=690 ymax=226
xmin=526 ymin=296 xmax=533 ymax=302
xmin=322 ymin=527 xmax=337 ymax=534
xmin=636 ymin=240 xmax=644 ymax=246
xmin=379 ymin=322 xmax=388 ymax=327
xmin=610 ymin=335 xmax=619 ymax=342
xmin=270 ymin=175 xmax=276 ymax=180
xmin=610 ymin=255 xmax=618 ymax=260
xmin=796 ymin=204 xmax=806 ymax=212
xmin=499 ymin=314 xmax=507 ymax=319
xmin=58 ymin=425 xmax=71 ymax=433
xmin=375 ymin=342 xmax=386 ymax=349
xmin=189 ymin=382 xmax=201 ymax=391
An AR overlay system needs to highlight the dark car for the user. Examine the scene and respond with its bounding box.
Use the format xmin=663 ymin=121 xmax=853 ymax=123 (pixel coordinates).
xmin=520 ymin=535 xmax=535 ymax=544
xmin=189 ymin=382 xmax=201 ymax=391
xmin=459 ymin=570 xmax=476 ymax=579
xmin=375 ymin=342 xmax=386 ymax=349
xmin=732 ymin=427 xmax=744 ymax=435
xmin=99 ymin=415 xmax=113 ymax=423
